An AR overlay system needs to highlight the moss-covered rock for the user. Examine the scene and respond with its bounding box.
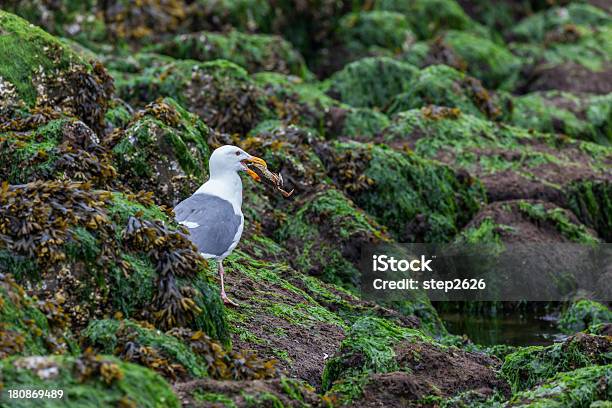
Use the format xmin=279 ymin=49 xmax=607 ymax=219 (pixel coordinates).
xmin=148 ymin=30 xmax=309 ymax=78
xmin=115 ymin=59 xmax=269 ymax=134
xmin=0 ymin=274 xmax=74 ymax=358
xmin=0 ymin=353 xmax=180 ymax=407
xmin=438 ymin=30 xmax=522 ymax=90
xmin=320 ymin=140 xmax=485 ymax=242
xmin=0 ymin=181 xmax=229 ymax=344
xmin=505 ymin=364 xmax=612 ymax=407
xmin=380 ymin=108 xmax=612 ymax=237
xmin=387 ymin=65 xmax=512 ymax=120
xmin=510 ymin=3 xmax=612 ymax=43
xmin=459 ymin=200 xmax=601 ymax=245
xmin=558 ymin=300 xmax=612 ymax=334
xmin=323 ymin=316 xmax=508 ymax=404
xmin=501 ymin=333 xmax=611 ymax=392
xmin=0 ymin=117 xmax=117 ymax=186
xmin=109 ymin=97 xmax=211 ymax=206
xmin=325 ymin=57 xmax=418 ymax=109
xmin=511 ymin=92 xmax=612 ymax=145
xmin=374 ymin=0 xmax=477 ymax=39
xmin=83 ymin=319 xmax=278 ymax=381
xmin=276 ymin=187 xmax=389 ymax=288
xmin=0 ymin=10 xmax=113 ymax=135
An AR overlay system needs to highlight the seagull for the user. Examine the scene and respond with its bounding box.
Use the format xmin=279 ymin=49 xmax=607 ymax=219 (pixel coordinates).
xmin=173 ymin=145 xmax=266 ymax=306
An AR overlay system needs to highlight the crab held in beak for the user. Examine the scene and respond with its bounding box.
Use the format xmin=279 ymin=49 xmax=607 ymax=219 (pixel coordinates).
xmin=242 ymin=156 xmax=267 ymax=182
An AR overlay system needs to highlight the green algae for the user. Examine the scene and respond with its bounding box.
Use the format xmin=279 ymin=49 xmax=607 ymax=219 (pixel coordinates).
xmin=326 ymin=140 xmax=485 ymax=242
xmin=501 ymin=333 xmax=611 ymax=393
xmin=276 ymin=188 xmax=387 ymax=288
xmin=558 ymin=300 xmax=612 ymax=334
xmin=441 ymin=30 xmax=522 ymax=90
xmin=325 ymin=57 xmax=418 ymax=109
xmin=506 ymin=364 xmax=612 ymax=407
xmin=148 ymin=30 xmax=309 ymax=78
xmin=0 ymin=354 xmax=180 ymax=408
xmin=567 ymin=180 xmax=612 ymax=242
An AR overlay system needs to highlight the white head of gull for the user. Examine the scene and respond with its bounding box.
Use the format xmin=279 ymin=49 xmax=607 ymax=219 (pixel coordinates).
xmin=173 ymin=145 xmax=266 ymax=306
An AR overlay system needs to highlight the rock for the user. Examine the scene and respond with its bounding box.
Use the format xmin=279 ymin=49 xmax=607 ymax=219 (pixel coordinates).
xmin=323 ymin=316 xmax=509 ymax=405
xmin=0 ymin=181 xmax=229 ymax=343
xmin=0 ymin=353 xmax=180 ymax=408
xmin=148 ymin=30 xmax=309 ymax=78
xmin=459 ymin=200 xmax=600 ymax=244
xmin=83 ymin=319 xmax=278 ymax=381
xmin=0 ymin=10 xmax=113 ymax=135
xmin=502 ymin=332 xmax=611 ymax=392
xmin=109 ymin=97 xmax=211 ymax=207
xmin=505 ymin=364 xmax=612 ymax=407
xmin=115 ymin=59 xmax=269 ymax=134
xmin=325 ymin=57 xmax=419 ymax=109
xmin=558 ymin=300 xmax=612 ymax=334
xmin=386 ymin=64 xmax=512 ymax=120
xmin=379 ymin=108 xmax=612 ymax=239
xmin=511 ymin=92 xmax=612 ymax=145
xmin=319 ymin=140 xmax=485 ymax=242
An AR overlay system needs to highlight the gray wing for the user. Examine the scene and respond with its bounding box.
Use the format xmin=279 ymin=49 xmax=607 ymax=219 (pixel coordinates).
xmin=174 ymin=193 xmax=242 ymax=257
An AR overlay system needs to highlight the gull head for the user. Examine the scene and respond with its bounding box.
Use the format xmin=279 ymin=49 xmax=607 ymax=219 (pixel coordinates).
xmin=209 ymin=145 xmax=267 ymax=181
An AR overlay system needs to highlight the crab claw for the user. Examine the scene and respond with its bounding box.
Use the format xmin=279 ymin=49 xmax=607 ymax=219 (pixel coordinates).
xmin=242 ymin=155 xmax=267 ymax=182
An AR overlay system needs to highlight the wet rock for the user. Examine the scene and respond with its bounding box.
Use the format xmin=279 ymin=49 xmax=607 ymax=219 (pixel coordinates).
xmin=387 ymin=65 xmax=512 ymax=120
xmin=459 ymin=200 xmax=600 ymax=244
xmin=0 ymin=10 xmax=114 ymax=135
xmin=0 ymin=353 xmax=180 ymax=407
xmin=558 ymin=300 xmax=612 ymax=334
xmin=0 ymin=181 xmax=228 ymax=342
xmin=115 ymin=59 xmax=269 ymax=134
xmin=323 ymin=316 xmax=509 ymax=405
xmin=325 ymin=57 xmax=418 ymax=109
xmin=148 ymin=30 xmax=309 ymax=77
xmin=319 ymin=140 xmax=485 ymax=243
xmin=502 ymin=332 xmax=611 ymax=392
xmin=108 ymin=97 xmax=211 ymax=207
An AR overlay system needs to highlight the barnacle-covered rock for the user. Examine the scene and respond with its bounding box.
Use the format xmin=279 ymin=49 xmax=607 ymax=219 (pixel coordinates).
xmin=511 ymin=91 xmax=612 ymax=145
xmin=0 ymin=273 xmax=73 ymax=358
xmin=505 ymin=364 xmax=612 ymax=407
xmin=115 ymin=59 xmax=269 ymax=134
xmin=0 ymin=181 xmax=229 ymax=343
xmin=558 ymin=300 xmax=612 ymax=334
xmin=0 ymin=10 xmax=114 ymax=135
xmin=322 ymin=316 xmax=509 ymax=405
xmin=319 ymin=140 xmax=485 ymax=242
xmin=148 ymin=31 xmax=309 ymax=77
xmin=380 ymin=108 xmax=612 ymax=239
xmin=325 ymin=57 xmax=418 ymax=109
xmin=0 ymin=353 xmax=180 ymax=408
xmin=0 ymin=117 xmax=117 ymax=185
xmin=83 ymin=319 xmax=278 ymax=381
xmin=108 ymin=97 xmax=210 ymax=207
xmin=386 ymin=64 xmax=512 ymax=120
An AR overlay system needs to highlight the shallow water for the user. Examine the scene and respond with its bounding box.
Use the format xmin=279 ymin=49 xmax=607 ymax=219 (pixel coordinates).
xmin=439 ymin=311 xmax=567 ymax=346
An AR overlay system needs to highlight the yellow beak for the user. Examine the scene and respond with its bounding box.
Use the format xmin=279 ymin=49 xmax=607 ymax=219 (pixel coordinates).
xmin=243 ymin=156 xmax=267 ymax=182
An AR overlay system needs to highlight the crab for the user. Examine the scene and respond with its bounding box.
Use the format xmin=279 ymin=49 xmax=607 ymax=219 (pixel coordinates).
xmin=246 ymin=162 xmax=294 ymax=197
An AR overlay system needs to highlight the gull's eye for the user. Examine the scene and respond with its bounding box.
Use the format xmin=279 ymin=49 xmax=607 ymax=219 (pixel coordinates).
xmin=235 ymin=151 xmax=241 ymax=156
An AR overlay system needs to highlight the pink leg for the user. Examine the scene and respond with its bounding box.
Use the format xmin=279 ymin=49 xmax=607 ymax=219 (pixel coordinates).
xmin=219 ymin=261 xmax=238 ymax=307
